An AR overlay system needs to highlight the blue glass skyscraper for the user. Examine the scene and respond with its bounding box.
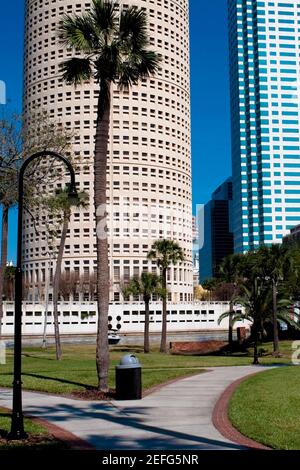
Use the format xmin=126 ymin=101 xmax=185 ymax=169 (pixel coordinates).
xmin=228 ymin=0 xmax=300 ymax=252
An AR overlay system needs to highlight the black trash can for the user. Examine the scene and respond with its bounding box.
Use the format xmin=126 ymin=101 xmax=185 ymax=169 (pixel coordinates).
xmin=116 ymin=354 xmax=142 ymax=400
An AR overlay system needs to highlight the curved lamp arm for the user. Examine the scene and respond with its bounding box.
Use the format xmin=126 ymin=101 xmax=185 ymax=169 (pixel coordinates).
xmin=9 ymin=151 xmax=77 ymax=440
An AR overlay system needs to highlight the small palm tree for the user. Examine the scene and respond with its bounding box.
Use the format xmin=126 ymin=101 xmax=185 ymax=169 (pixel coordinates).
xmin=0 ymin=111 xmax=73 ymax=338
xmin=219 ymin=253 xmax=243 ymax=346
xmin=3 ymin=265 xmax=16 ymax=301
xmin=147 ymin=240 xmax=184 ymax=353
xmin=44 ymin=189 xmax=89 ymax=360
xmin=0 ymin=201 xmax=10 ymax=336
xmin=219 ymin=275 xmax=296 ymax=364
xmin=0 ymin=168 xmax=17 ymax=338
xmin=255 ymin=244 xmax=292 ymax=357
xmin=201 ymin=278 xmax=218 ymax=301
xmin=59 ymin=0 xmax=160 ymax=391
xmin=233 ymin=278 xmax=271 ymax=364
xmin=123 ymin=272 xmax=163 ymax=353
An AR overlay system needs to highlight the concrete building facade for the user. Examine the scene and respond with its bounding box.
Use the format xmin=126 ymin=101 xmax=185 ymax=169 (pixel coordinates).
xmin=23 ymin=0 xmax=193 ymax=305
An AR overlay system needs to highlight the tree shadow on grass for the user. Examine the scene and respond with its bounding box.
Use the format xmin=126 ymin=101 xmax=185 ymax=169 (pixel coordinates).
xmin=21 ymin=353 xmax=60 ymax=361
xmin=112 ymin=346 xmax=144 ymax=353
xmin=22 ymin=373 xmax=95 ymax=391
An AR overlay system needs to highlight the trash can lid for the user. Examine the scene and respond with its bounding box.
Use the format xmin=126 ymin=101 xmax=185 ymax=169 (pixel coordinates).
xmin=116 ymin=354 xmax=141 ymax=369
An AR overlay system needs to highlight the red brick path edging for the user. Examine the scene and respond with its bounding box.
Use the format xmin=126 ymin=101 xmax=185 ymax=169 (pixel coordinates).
xmin=212 ymin=372 xmax=271 ymax=450
xmin=30 ymin=415 xmax=95 ymax=450
xmin=1 ymin=406 xmax=94 ymax=450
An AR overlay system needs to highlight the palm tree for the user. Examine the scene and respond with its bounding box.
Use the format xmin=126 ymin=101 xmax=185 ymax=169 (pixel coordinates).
xmin=123 ymin=272 xmax=163 ymax=353
xmin=0 ymin=111 xmax=73 ymax=339
xmin=147 ymin=239 xmax=184 ymax=353
xmin=219 ymin=272 xmax=296 ymax=364
xmin=0 ymin=204 xmax=8 ymax=336
xmin=0 ymin=120 xmax=19 ymax=337
xmin=255 ymin=244 xmax=292 ymax=357
xmin=219 ymin=253 xmax=243 ymax=346
xmin=59 ymin=0 xmax=160 ymax=391
xmin=0 ymin=179 xmax=17 ymax=338
xmin=3 ymin=265 xmax=16 ymax=301
xmin=44 ymin=189 xmax=89 ymax=360
xmin=201 ymin=278 xmax=218 ymax=301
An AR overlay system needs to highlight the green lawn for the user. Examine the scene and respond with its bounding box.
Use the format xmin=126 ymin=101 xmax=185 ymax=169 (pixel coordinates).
xmin=229 ymin=366 xmax=300 ymax=450
xmin=0 ymin=408 xmax=68 ymax=450
xmin=0 ymin=341 xmax=294 ymax=395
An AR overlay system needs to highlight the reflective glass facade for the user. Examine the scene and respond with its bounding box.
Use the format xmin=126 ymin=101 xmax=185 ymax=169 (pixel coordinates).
xmin=229 ymin=0 xmax=300 ymax=252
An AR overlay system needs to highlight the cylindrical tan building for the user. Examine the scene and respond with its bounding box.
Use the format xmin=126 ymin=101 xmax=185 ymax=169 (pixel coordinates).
xmin=23 ymin=0 xmax=193 ymax=305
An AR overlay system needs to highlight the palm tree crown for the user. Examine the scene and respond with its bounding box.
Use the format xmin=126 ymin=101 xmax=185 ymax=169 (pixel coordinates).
xmin=58 ymin=0 xmax=160 ymax=118
xmin=124 ymin=272 xmax=162 ymax=302
xmin=219 ymin=253 xmax=243 ymax=284
xmin=255 ymin=244 xmax=292 ymax=284
xmin=147 ymin=239 xmax=185 ymax=270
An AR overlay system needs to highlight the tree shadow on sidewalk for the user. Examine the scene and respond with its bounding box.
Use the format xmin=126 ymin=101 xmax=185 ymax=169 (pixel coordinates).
xmin=22 ymin=401 xmax=248 ymax=451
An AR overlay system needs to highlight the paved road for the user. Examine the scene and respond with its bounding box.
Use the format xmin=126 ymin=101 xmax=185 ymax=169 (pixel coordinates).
xmin=0 ymin=365 xmax=271 ymax=450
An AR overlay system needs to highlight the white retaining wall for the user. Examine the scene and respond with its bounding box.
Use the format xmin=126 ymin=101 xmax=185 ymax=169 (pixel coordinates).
xmin=0 ymin=301 xmax=250 ymax=336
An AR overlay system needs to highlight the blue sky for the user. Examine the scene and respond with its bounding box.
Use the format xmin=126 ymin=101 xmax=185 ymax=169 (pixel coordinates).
xmin=0 ymin=0 xmax=231 ymax=262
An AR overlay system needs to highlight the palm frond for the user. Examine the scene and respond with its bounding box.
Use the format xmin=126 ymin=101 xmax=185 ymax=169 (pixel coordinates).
xmin=117 ymin=63 xmax=139 ymax=89
xmin=278 ymin=314 xmax=300 ymax=330
xmin=91 ymin=0 xmax=117 ymax=40
xmin=94 ymin=43 xmax=120 ymax=82
xmin=119 ymin=6 xmax=148 ymax=50
xmin=60 ymin=58 xmax=93 ymax=86
xmin=118 ymin=50 xmax=161 ymax=90
xmin=58 ymin=13 xmax=99 ymax=52
xmin=217 ymin=309 xmax=253 ymax=325
xmin=217 ymin=311 xmax=231 ymax=325
xmin=136 ymin=50 xmax=161 ymax=76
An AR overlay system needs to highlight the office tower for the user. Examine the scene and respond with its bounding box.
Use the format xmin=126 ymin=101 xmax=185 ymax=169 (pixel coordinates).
xmin=23 ymin=0 xmax=193 ymax=304
xmin=199 ymin=178 xmax=233 ymax=283
xmin=229 ymin=0 xmax=300 ymax=253
xmin=0 ymin=80 xmax=5 ymax=105
xmin=192 ymin=215 xmax=200 ymax=286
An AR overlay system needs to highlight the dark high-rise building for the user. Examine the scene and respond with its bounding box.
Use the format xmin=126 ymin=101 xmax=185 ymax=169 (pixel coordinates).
xmin=199 ymin=178 xmax=234 ymax=283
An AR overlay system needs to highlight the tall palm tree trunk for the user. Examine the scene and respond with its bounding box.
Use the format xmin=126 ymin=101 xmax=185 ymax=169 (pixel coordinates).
xmin=252 ymin=325 xmax=259 ymax=365
xmin=160 ymin=267 xmax=167 ymax=353
xmin=253 ymin=339 xmax=259 ymax=365
xmin=228 ymin=300 xmax=234 ymax=346
xmin=42 ymin=257 xmax=52 ymax=349
xmin=272 ymin=279 xmax=280 ymax=357
xmin=95 ymin=87 xmax=111 ymax=392
xmin=53 ymin=211 xmax=69 ymax=360
xmin=0 ymin=204 xmax=9 ymax=338
xmin=144 ymin=296 xmax=150 ymax=354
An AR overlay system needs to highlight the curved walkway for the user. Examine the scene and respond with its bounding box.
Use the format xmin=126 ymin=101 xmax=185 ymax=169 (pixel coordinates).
xmin=0 ymin=365 xmax=272 ymax=450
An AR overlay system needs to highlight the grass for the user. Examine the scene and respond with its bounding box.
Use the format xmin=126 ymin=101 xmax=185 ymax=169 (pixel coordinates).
xmin=0 ymin=408 xmax=68 ymax=450
xmin=229 ymin=366 xmax=300 ymax=450
xmin=0 ymin=341 xmax=294 ymax=395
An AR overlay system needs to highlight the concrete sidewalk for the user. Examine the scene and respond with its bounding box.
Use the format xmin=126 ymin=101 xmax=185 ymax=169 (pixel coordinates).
xmin=0 ymin=365 xmax=271 ymax=450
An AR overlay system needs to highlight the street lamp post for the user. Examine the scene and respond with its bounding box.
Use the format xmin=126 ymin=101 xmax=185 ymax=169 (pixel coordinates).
xmin=8 ymin=151 xmax=77 ymax=440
